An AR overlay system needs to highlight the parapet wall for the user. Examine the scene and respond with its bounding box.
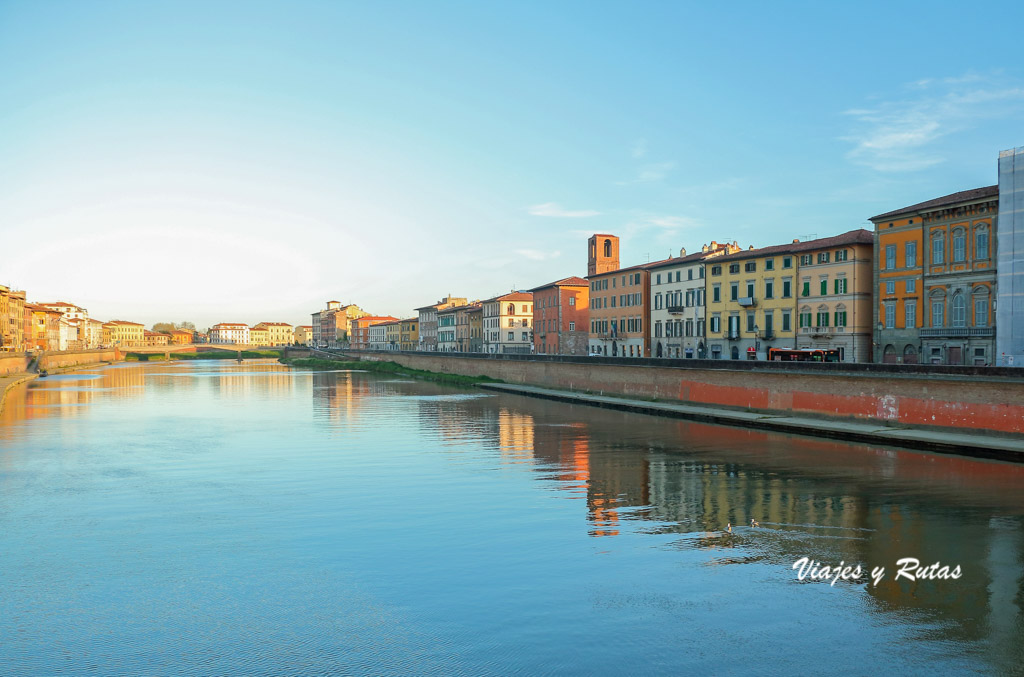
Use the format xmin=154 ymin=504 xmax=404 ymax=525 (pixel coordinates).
xmin=39 ymin=349 xmax=120 ymax=371
xmin=347 ymin=351 xmax=1024 ymax=435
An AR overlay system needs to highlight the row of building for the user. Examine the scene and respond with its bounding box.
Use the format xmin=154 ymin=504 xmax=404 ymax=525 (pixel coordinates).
xmin=313 ymin=145 xmax=1022 ymax=365
xmin=207 ymin=322 xmax=297 ymax=347
xmin=0 ymin=295 xmax=162 ymax=352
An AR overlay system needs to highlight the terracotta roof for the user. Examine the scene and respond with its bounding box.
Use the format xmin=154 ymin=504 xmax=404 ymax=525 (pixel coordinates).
xmin=587 ymin=256 xmax=674 ymax=279
xmin=211 ymin=323 xmax=248 ymax=329
xmin=481 ymin=291 xmax=534 ymax=303
xmin=870 ymin=185 xmax=998 ymax=221
xmin=106 ymin=320 xmax=144 ymax=326
xmin=357 ymin=315 xmax=400 ymax=324
xmin=529 ymin=276 xmax=590 ymax=291
xmin=254 ymin=321 xmax=292 ymax=327
xmin=296 ymin=325 xmax=313 ymax=330
xmin=710 ymin=229 xmax=874 ymax=263
xmin=644 ymin=250 xmax=720 ymax=270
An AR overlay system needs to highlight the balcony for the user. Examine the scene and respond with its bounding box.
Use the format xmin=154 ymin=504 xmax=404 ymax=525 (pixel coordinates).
xmin=666 ymin=304 xmax=686 ymax=314
xmin=920 ymin=326 xmax=994 ymax=338
xmin=738 ymin=296 xmax=757 ymax=307
xmin=726 ymin=329 xmax=741 ymax=340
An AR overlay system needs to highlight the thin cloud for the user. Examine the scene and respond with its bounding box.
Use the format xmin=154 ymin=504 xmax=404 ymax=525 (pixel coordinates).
xmin=842 ymin=73 xmax=1024 ymax=171
xmin=616 ymin=161 xmax=676 ymax=185
xmin=631 ymin=138 xmax=648 ymax=158
xmin=515 ymin=249 xmax=561 ymax=261
xmin=527 ymin=202 xmax=601 ymax=218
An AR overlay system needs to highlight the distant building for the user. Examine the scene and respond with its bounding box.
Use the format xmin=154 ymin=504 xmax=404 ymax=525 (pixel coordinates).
xmin=252 ymin=322 xmax=294 ymax=346
xmin=165 ymin=329 xmax=193 ymax=345
xmin=210 ymin=323 xmax=250 ymax=345
xmin=0 ymin=286 xmax=26 ymax=352
xmin=382 ymin=319 xmax=401 ymax=350
xmin=350 ymin=316 xmax=399 ymax=351
xmin=105 ymin=321 xmax=145 ymax=347
xmin=311 ymin=301 xmax=368 ymax=348
xmin=997 ymin=146 xmax=1024 ymax=366
xmin=294 ymin=325 xmax=314 ymax=346
xmin=466 ymin=305 xmax=483 ymax=353
xmin=481 ymin=292 xmax=533 ymax=354
xmin=399 ymin=318 xmax=419 ymax=351
xmin=249 ymin=326 xmax=270 ymax=346
xmin=143 ymin=330 xmax=169 ymax=347
xmin=871 ymin=187 xmax=997 ymax=365
xmin=530 ymin=277 xmax=589 ymax=356
xmin=587 ymin=235 xmax=661 ymax=358
xmin=416 ymin=296 xmax=468 ymax=351
xmin=436 ymin=306 xmax=459 ymax=352
xmin=24 ymin=303 xmax=61 ymax=351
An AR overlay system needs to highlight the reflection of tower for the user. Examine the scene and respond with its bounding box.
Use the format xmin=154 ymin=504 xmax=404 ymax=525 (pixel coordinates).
xmin=587 ymin=234 xmax=620 ymax=276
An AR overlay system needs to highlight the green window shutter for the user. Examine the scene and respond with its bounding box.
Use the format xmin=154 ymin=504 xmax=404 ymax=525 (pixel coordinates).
xmin=802 ymin=282 xmax=809 ymax=297
xmin=820 ymin=279 xmax=827 ymax=295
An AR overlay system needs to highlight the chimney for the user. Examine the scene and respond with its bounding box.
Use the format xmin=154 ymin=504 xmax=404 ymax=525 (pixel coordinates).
xmin=792 ymin=239 xmax=800 ymax=243
xmin=748 ymin=245 xmax=754 ymax=250
xmin=679 ymin=247 xmax=687 ymax=257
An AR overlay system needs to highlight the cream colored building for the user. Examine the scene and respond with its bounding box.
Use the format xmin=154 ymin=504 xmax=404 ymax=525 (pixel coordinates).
xmin=482 ymin=292 xmax=533 ymax=354
xmin=248 ymin=326 xmax=270 ymax=346
xmin=105 ymin=321 xmax=145 ymax=347
xmin=210 ymin=323 xmax=250 ymax=345
xmin=294 ymin=325 xmax=314 ymax=346
xmin=253 ymin=322 xmax=294 ymax=346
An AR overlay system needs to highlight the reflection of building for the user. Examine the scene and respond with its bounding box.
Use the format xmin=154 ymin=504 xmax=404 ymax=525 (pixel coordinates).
xmin=872 ymin=188 xmax=997 ymax=365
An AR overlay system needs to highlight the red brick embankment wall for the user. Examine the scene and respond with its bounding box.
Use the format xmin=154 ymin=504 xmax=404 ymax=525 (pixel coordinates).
xmin=0 ymin=354 xmax=30 ymax=376
xmin=350 ymin=352 xmax=1024 ymax=435
xmin=39 ymin=348 xmax=120 ymax=371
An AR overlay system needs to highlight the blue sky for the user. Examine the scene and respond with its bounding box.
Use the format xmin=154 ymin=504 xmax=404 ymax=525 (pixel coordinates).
xmin=2 ymin=1 xmax=1022 ymax=328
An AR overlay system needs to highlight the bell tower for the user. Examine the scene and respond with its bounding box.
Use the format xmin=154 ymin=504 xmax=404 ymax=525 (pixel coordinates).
xmin=587 ymin=234 xmax=620 ymax=276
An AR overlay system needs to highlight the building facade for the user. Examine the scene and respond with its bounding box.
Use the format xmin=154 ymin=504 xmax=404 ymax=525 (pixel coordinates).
xmin=252 ymin=322 xmax=294 ymax=346
xmin=1 ymin=286 xmax=26 ymax=352
xmin=587 ymin=252 xmax=656 ymax=357
xmin=382 ymin=320 xmax=401 ymax=350
xmin=997 ymin=146 xmax=1024 ymax=366
xmin=368 ymin=322 xmax=389 ymax=351
xmin=350 ymin=316 xmax=398 ymax=351
xmin=400 ymin=318 xmax=419 ymax=351
xmin=210 ymin=323 xmax=250 ymax=345
xmin=294 ymin=326 xmax=314 ymax=346
xmin=482 ymin=292 xmax=533 ymax=354
xmin=794 ymin=231 xmax=874 ymax=362
xmin=416 ymin=296 xmax=468 ymax=351
xmin=871 ymin=187 xmax=998 ymax=365
xmin=312 ymin=302 xmax=367 ymax=348
xmin=249 ymin=326 xmax=270 ymax=346
xmin=106 ymin=321 xmax=145 ymax=347
xmin=437 ymin=306 xmax=459 ymax=352
xmin=648 ymin=242 xmax=739 ymax=359
xmin=530 ymin=277 xmax=589 ymax=356
xmin=466 ymin=306 xmax=482 ymax=353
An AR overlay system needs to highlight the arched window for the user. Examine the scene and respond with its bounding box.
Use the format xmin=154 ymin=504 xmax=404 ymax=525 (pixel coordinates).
xmin=816 ymin=304 xmax=829 ymax=327
xmin=603 ymin=239 xmax=612 ymax=257
xmin=952 ymin=293 xmax=966 ymax=327
xmin=932 ymin=231 xmax=945 ymax=264
xmin=953 ymin=228 xmax=966 ymax=262
xmin=903 ymin=344 xmax=918 ymax=364
xmin=507 ymin=303 xmax=515 ymax=315
xmin=975 ymin=227 xmax=989 ymax=260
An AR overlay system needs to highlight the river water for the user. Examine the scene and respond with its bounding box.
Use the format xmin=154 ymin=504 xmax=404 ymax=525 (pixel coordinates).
xmin=0 ymin=360 xmax=1021 ymax=675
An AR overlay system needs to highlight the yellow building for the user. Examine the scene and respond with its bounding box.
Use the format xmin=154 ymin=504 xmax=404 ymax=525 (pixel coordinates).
xmin=252 ymin=322 xmax=294 ymax=346
xmin=248 ymin=326 xmax=270 ymax=346
xmin=794 ymin=230 xmax=874 ymax=362
xmin=0 ymin=286 xmax=26 ymax=352
xmin=383 ymin=320 xmax=401 ymax=350
xmin=143 ymin=331 xmax=170 ymax=347
xmin=294 ymin=325 xmax=314 ymax=346
xmin=400 ymin=318 xmax=419 ymax=351
xmin=165 ymin=329 xmax=193 ymax=345
xmin=105 ymin=321 xmax=145 ymax=347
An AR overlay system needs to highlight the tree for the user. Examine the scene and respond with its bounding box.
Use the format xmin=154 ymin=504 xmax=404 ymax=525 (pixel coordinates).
xmin=152 ymin=322 xmax=176 ymax=333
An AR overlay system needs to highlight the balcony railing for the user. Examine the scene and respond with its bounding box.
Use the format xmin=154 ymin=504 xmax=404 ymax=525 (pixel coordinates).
xmin=738 ymin=296 xmax=756 ymax=307
xmin=919 ymin=326 xmax=994 ymax=338
xmin=666 ymin=304 xmax=686 ymax=314
xmin=726 ymin=329 xmax=741 ymax=340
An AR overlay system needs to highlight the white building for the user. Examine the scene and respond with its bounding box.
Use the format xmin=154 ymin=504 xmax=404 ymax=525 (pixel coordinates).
xmin=482 ymin=292 xmax=533 ymax=354
xmin=648 ymin=243 xmax=737 ymax=359
xmin=210 ymin=323 xmax=250 ymax=345
xmin=367 ymin=322 xmax=389 ymax=351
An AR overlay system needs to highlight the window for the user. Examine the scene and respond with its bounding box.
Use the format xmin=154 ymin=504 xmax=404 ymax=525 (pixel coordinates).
xmin=746 ymin=312 xmax=755 ymax=332
xmin=904 ymin=301 xmax=916 ymax=329
xmin=801 ymin=254 xmax=812 ymax=266
xmin=656 ymin=274 xmax=662 ymax=284
xmin=765 ymin=280 xmax=774 ymax=299
xmin=746 ymin=282 xmax=755 ymax=298
xmin=710 ymin=316 xmax=720 ymax=333
xmin=507 ymin=331 xmax=514 ymax=340
xmin=952 ymin=294 xmax=966 ymax=327
xmin=953 ymin=230 xmax=966 ymax=263
xmin=765 ymin=259 xmax=774 ymax=271
xmin=932 ymin=232 xmax=944 ymax=264
xmin=729 ymin=263 xmax=740 ymax=274
xmin=763 ymin=312 xmax=773 ymax=335
xmin=522 ymin=305 xmax=528 ymax=313
xmin=834 ymin=308 xmax=847 ymax=327
xmin=976 ymin=229 xmax=989 ymax=260
xmin=975 ymin=296 xmax=988 ymax=326
xmin=885 ymin=302 xmax=895 ymax=329
xmin=834 ymin=278 xmax=847 ymax=294
xmin=783 ymin=256 xmax=792 ymax=268
xmin=713 ymin=285 xmax=721 ymax=303
xmin=508 ymin=319 xmax=514 ymax=327
xmin=818 ymin=252 xmax=830 ymax=264
xmin=745 ymin=261 xmax=756 ymax=272
xmin=782 ymin=310 xmax=791 ymax=332
xmin=906 ymin=279 xmax=916 ymax=293
xmin=836 ymin=249 xmax=848 ymax=262
xmin=711 ymin=265 xmax=721 ymax=276
xmin=905 ymin=241 xmax=917 ymax=267
xmin=568 ymin=297 xmax=575 ymax=306
xmin=885 ymin=245 xmax=896 ymax=269
xmin=799 ymin=308 xmax=812 ymax=328
xmin=820 ymin=279 xmax=827 ymax=295
xmin=522 ymin=332 xmax=529 ymax=341
xmin=603 ymin=239 xmax=612 ymax=257
xmin=730 ymin=283 xmax=739 ymax=301
xmin=886 ymin=280 xmax=895 ymax=295
xmin=688 ymin=269 xmax=693 ymax=280
xmin=782 ymin=279 xmax=792 ymax=298
xmin=931 ymin=299 xmax=944 ymax=327
xmin=801 ymin=281 xmax=810 ymax=297
xmin=816 ymin=308 xmax=829 ymax=327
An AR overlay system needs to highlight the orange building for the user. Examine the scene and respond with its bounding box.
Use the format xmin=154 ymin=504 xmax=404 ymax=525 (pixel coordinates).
xmin=530 ymin=276 xmax=589 ymax=355
xmin=871 ymin=186 xmax=997 ymax=365
xmin=586 ymin=234 xmax=664 ymax=357
xmin=165 ymin=329 xmax=193 ymax=345
xmin=349 ymin=315 xmax=399 ymax=350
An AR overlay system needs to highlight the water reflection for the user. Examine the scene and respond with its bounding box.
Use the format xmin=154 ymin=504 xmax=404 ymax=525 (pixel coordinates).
xmin=0 ymin=362 xmax=1021 ymax=674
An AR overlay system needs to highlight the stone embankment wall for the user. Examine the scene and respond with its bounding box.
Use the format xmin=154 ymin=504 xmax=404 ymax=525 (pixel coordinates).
xmin=0 ymin=354 xmax=30 ymax=376
xmin=347 ymin=351 xmax=1024 ymax=435
xmin=38 ymin=348 xmax=120 ymax=371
